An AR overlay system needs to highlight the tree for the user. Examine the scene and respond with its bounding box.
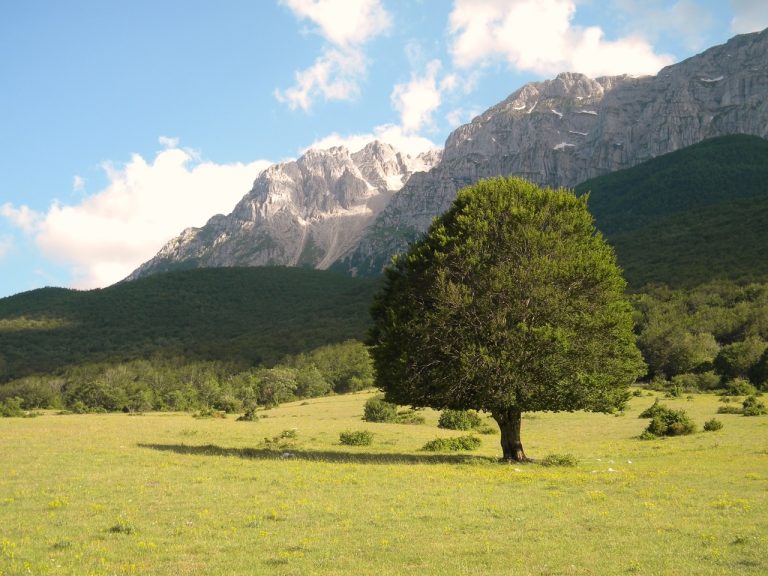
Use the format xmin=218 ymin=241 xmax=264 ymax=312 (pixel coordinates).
xmin=368 ymin=177 xmax=645 ymax=461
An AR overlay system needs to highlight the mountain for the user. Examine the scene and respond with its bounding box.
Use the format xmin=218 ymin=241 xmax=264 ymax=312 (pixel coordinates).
xmin=342 ymin=29 xmax=768 ymax=274
xmin=0 ymin=267 xmax=379 ymax=382
xmin=129 ymin=29 xmax=768 ymax=280
xmin=127 ymin=142 xmax=440 ymax=279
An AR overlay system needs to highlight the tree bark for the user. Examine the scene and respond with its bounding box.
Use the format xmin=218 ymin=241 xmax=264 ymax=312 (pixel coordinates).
xmin=492 ymin=408 xmax=529 ymax=462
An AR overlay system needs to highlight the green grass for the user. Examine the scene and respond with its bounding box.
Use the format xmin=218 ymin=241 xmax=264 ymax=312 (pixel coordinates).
xmin=1 ymin=391 xmax=766 ymax=575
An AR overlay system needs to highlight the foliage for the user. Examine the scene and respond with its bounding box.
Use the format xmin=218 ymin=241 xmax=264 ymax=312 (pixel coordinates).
xmin=539 ymin=453 xmax=578 ymax=467
xmin=362 ymin=396 xmax=398 ymax=423
xmin=716 ymin=405 xmax=744 ymax=415
xmin=421 ymin=435 xmax=482 ymax=452
xmin=633 ymin=280 xmax=768 ymax=386
xmin=236 ymin=406 xmax=259 ymax=422
xmin=395 ymin=409 xmax=426 ymax=425
xmin=438 ymin=409 xmax=483 ymax=430
xmin=0 ymin=396 xmax=26 ymax=418
xmin=714 ymin=338 xmax=768 ymax=381
xmin=370 ymin=177 xmax=645 ymax=460
xmin=641 ymin=406 xmax=697 ymax=437
xmin=742 ymin=395 xmax=767 ymax=417
xmin=638 ymin=398 xmax=666 ymax=419
xmin=575 ymin=135 xmax=768 ymax=288
xmin=288 ymin=340 xmax=374 ymax=394
xmin=0 ymin=340 xmax=374 ymax=413
xmin=703 ymin=418 xmax=723 ymax=432
xmin=722 ymin=378 xmax=758 ymax=397
xmin=339 ymin=430 xmax=374 ymax=446
xmin=0 ymin=267 xmax=379 ymax=382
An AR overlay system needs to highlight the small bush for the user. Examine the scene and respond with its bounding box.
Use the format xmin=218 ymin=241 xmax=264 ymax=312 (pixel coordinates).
xmin=339 ymin=430 xmax=374 ymax=446
xmin=742 ymin=395 xmax=767 ymax=416
xmin=193 ymin=407 xmax=227 ymax=419
xmin=262 ymin=429 xmax=298 ymax=451
xmin=475 ymin=423 xmax=498 ymax=435
xmin=642 ymin=405 xmax=697 ymax=437
xmin=396 ymin=409 xmax=426 ymax=425
xmin=0 ymin=397 xmax=26 ymax=418
xmin=363 ymin=396 xmax=398 ymax=423
xmin=109 ymin=520 xmax=136 ymax=535
xmin=421 ymin=435 xmax=481 ymax=452
xmin=716 ymin=405 xmax=743 ymax=415
xmin=438 ymin=409 xmax=483 ymax=430
xmin=539 ymin=453 xmax=578 ymax=467
xmin=236 ymin=406 xmax=259 ymax=422
xmin=703 ymin=418 xmax=724 ymax=432
xmin=639 ymin=398 xmax=665 ymax=419
xmin=722 ymin=378 xmax=758 ymax=397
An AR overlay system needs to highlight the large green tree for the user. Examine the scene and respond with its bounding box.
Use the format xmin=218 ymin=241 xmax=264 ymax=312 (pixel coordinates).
xmin=368 ymin=177 xmax=645 ymax=461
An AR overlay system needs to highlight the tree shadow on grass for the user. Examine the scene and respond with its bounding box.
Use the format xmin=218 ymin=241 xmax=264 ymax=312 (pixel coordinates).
xmin=137 ymin=442 xmax=496 ymax=466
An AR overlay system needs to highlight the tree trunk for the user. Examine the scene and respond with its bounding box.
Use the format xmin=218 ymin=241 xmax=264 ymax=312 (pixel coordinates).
xmin=492 ymin=408 xmax=529 ymax=462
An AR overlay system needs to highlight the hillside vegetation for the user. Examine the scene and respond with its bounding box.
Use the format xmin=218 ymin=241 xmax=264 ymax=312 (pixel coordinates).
xmin=0 ymin=267 xmax=379 ymax=382
xmin=576 ymin=134 xmax=768 ymax=287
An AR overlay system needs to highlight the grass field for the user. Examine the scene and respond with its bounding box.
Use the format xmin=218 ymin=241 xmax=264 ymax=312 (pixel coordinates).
xmin=1 ymin=391 xmax=766 ymax=575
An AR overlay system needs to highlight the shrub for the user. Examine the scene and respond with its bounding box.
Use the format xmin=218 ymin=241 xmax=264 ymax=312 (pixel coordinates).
xmin=262 ymin=429 xmax=298 ymax=451
xmin=339 ymin=430 xmax=374 ymax=446
xmin=396 ymin=409 xmax=426 ymax=425
xmin=717 ymin=405 xmax=743 ymax=415
xmin=438 ymin=409 xmax=483 ymax=430
xmin=722 ymin=378 xmax=758 ymax=397
xmin=363 ymin=396 xmax=398 ymax=423
xmin=642 ymin=405 xmax=697 ymax=437
xmin=539 ymin=453 xmax=578 ymax=467
xmin=236 ymin=406 xmax=259 ymax=422
xmin=475 ymin=423 xmax=498 ymax=435
xmin=639 ymin=398 xmax=665 ymax=419
xmin=193 ymin=407 xmax=227 ymax=419
xmin=421 ymin=435 xmax=481 ymax=452
xmin=742 ymin=395 xmax=767 ymax=416
xmin=0 ymin=397 xmax=26 ymax=418
xmin=703 ymin=418 xmax=723 ymax=432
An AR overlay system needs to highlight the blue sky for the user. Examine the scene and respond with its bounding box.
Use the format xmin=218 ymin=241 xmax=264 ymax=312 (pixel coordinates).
xmin=1 ymin=0 xmax=766 ymax=298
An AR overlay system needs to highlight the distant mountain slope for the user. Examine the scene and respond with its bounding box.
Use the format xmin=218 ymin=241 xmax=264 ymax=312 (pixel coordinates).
xmin=0 ymin=267 xmax=379 ymax=382
xmin=575 ymin=134 xmax=768 ymax=287
xmin=342 ymin=29 xmax=768 ymax=275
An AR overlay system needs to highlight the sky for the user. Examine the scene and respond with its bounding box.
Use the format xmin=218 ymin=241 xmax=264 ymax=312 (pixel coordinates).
xmin=1 ymin=0 xmax=766 ymax=299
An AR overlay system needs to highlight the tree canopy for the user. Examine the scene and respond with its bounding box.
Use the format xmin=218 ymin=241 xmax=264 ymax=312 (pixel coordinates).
xmin=368 ymin=177 xmax=645 ymax=461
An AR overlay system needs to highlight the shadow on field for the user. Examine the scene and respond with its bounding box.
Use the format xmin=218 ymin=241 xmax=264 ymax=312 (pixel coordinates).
xmin=138 ymin=443 xmax=495 ymax=465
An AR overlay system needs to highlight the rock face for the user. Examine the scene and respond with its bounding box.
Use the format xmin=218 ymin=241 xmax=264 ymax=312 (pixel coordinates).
xmin=127 ymin=141 xmax=441 ymax=279
xmin=342 ymin=29 xmax=768 ymax=274
xmin=130 ymin=29 xmax=768 ymax=280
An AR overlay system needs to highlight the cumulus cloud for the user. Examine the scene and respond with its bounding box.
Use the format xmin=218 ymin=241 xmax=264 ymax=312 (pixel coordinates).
xmin=275 ymin=48 xmax=366 ymax=111
xmin=280 ymin=0 xmax=391 ymax=47
xmin=449 ymin=0 xmax=674 ymax=76
xmin=730 ymin=0 xmax=768 ymax=33
xmin=72 ymin=175 xmax=86 ymax=193
xmin=277 ymin=0 xmax=391 ymax=110
xmin=391 ymin=60 xmax=457 ymax=134
xmin=1 ymin=139 xmax=271 ymax=290
xmin=305 ymin=124 xmax=439 ymax=157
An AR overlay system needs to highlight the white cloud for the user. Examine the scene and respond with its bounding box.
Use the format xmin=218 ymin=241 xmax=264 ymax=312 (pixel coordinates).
xmin=0 ymin=203 xmax=41 ymax=234
xmin=391 ymin=60 xmax=447 ymax=134
xmin=1 ymin=141 xmax=271 ymax=290
xmin=158 ymin=135 xmax=180 ymax=149
xmin=449 ymin=0 xmax=674 ymax=76
xmin=280 ymin=0 xmax=391 ymax=47
xmin=730 ymin=0 xmax=768 ymax=33
xmin=73 ymin=175 xmax=85 ymax=193
xmin=306 ymin=124 xmax=439 ymax=157
xmin=274 ymin=48 xmax=366 ymax=111
xmin=277 ymin=0 xmax=391 ymax=110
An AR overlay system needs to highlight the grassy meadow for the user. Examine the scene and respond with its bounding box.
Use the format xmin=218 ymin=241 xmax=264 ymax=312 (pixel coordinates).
xmin=1 ymin=391 xmax=766 ymax=575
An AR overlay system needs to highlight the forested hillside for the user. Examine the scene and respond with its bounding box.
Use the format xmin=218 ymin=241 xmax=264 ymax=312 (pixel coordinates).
xmin=577 ymin=135 xmax=768 ymax=287
xmin=0 ymin=267 xmax=379 ymax=382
